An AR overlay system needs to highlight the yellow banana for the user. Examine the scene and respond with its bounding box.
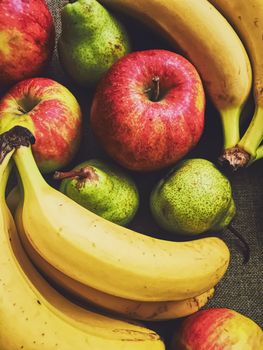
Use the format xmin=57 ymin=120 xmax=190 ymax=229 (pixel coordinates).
xmin=6 ymin=183 xmax=20 ymax=215
xmin=0 ymin=150 xmax=164 ymax=349
xmin=209 ymin=0 xmax=263 ymax=167
xmin=13 ymin=131 xmax=230 ymax=302
xmin=13 ymin=191 xmax=214 ymax=321
xmin=98 ymin=0 xmax=252 ymax=152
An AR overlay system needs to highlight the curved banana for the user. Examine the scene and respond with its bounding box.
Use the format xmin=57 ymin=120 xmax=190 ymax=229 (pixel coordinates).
xmin=0 ymin=152 xmax=164 ymax=349
xmin=209 ymin=0 xmax=263 ymax=167
xmin=6 ymin=184 xmax=20 ymax=214
xmin=13 ymin=139 xmax=230 ymax=302
xmin=98 ymin=0 xmax=252 ymax=152
xmin=13 ymin=193 xmax=214 ymax=321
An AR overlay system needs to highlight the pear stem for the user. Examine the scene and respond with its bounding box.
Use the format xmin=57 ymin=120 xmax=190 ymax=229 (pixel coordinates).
xmin=54 ymin=167 xmax=98 ymax=181
xmin=227 ymin=224 xmax=250 ymax=264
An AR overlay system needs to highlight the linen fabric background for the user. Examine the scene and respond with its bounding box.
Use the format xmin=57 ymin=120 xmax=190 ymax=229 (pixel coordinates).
xmin=42 ymin=0 xmax=263 ymax=345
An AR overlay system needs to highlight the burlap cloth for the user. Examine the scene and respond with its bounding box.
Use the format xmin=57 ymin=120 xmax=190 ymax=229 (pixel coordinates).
xmin=43 ymin=0 xmax=263 ymax=345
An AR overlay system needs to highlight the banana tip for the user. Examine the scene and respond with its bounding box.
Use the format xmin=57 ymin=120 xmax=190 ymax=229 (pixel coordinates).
xmin=218 ymin=146 xmax=250 ymax=171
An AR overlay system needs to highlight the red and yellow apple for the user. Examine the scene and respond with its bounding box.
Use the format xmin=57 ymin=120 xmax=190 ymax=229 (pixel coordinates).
xmin=172 ymin=308 xmax=263 ymax=349
xmin=90 ymin=49 xmax=205 ymax=172
xmin=0 ymin=77 xmax=82 ymax=173
xmin=0 ymin=0 xmax=55 ymax=87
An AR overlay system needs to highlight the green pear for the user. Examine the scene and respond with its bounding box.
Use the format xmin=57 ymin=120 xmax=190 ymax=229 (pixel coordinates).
xmin=150 ymin=158 xmax=236 ymax=235
xmin=54 ymin=159 xmax=139 ymax=226
xmin=58 ymin=0 xmax=131 ymax=87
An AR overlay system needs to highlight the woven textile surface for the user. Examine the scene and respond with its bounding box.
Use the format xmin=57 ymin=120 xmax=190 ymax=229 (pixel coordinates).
xmin=43 ymin=0 xmax=263 ymax=345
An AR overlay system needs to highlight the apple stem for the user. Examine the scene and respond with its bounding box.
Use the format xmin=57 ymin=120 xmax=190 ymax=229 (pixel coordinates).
xmin=227 ymin=224 xmax=250 ymax=264
xmin=54 ymin=167 xmax=98 ymax=182
xmin=151 ymin=76 xmax=160 ymax=101
xmin=17 ymin=105 xmax=26 ymax=114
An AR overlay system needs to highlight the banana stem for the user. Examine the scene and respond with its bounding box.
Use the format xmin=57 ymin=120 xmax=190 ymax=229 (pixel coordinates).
xmin=0 ymin=151 xmax=14 ymax=200
xmin=218 ymin=107 xmax=253 ymax=169
xmin=220 ymin=108 xmax=241 ymax=150
xmin=218 ymin=146 xmax=250 ymax=170
xmin=238 ymin=105 xmax=263 ymax=158
xmin=0 ymin=126 xmax=29 ymax=194
xmin=13 ymin=146 xmax=46 ymax=194
xmin=0 ymin=127 xmax=26 ymax=164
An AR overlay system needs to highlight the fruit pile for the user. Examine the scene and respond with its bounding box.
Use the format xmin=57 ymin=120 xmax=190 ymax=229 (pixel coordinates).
xmin=0 ymin=0 xmax=262 ymax=349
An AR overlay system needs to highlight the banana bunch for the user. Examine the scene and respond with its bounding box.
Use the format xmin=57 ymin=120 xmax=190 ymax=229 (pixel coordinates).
xmin=0 ymin=132 xmax=165 ymax=350
xmin=7 ymin=187 xmax=215 ymax=322
xmin=1 ymin=0 xmax=263 ymax=345
xmin=0 ymin=125 xmax=230 ymax=345
xmin=5 ymin=189 xmax=215 ymax=321
xmin=13 ymin=139 xmax=229 ymax=300
xmin=98 ymin=0 xmax=263 ymax=169
xmin=11 ymin=196 xmax=218 ymax=321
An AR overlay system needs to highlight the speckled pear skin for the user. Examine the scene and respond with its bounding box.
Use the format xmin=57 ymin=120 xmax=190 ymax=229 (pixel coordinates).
xmin=150 ymin=158 xmax=235 ymax=235
xmin=59 ymin=159 xmax=139 ymax=226
xmin=58 ymin=0 xmax=131 ymax=87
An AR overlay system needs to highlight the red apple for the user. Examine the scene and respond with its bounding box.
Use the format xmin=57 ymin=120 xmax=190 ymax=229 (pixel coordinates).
xmin=0 ymin=0 xmax=55 ymax=87
xmin=172 ymin=308 xmax=263 ymax=349
xmin=90 ymin=49 xmax=205 ymax=171
xmin=0 ymin=77 xmax=82 ymax=173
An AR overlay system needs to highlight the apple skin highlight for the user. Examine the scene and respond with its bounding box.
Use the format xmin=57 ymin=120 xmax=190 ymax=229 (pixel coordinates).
xmin=90 ymin=49 xmax=205 ymax=172
xmin=0 ymin=0 xmax=55 ymax=86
